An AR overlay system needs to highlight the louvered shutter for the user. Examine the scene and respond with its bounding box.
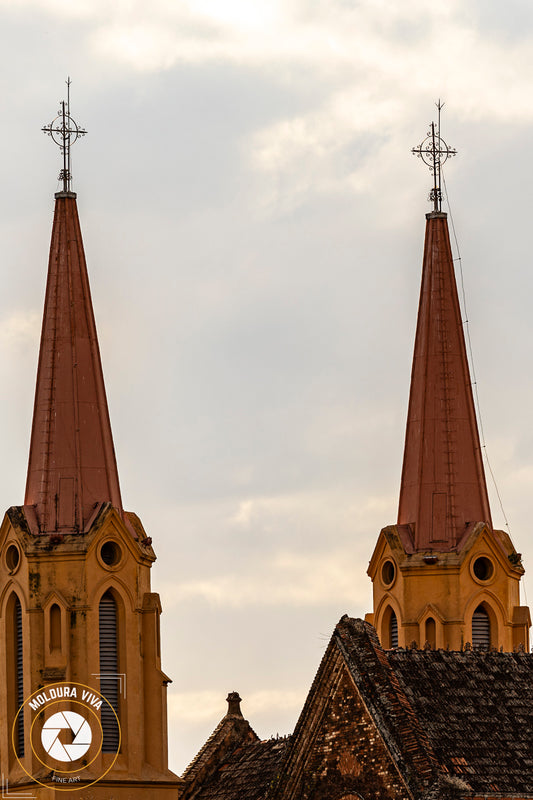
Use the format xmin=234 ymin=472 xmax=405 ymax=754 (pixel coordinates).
xmin=15 ymin=597 xmax=24 ymax=756
xmin=472 ymin=606 xmax=490 ymax=649
xmin=99 ymin=592 xmax=120 ymax=751
xmin=390 ymin=611 xmax=398 ymax=648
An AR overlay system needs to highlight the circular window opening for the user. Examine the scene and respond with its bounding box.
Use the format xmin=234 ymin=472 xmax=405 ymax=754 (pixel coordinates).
xmin=381 ymin=560 xmax=396 ymax=586
xmin=473 ymin=556 xmax=493 ymax=582
xmin=100 ymin=541 xmax=122 ymax=567
xmin=5 ymin=544 xmax=20 ymax=572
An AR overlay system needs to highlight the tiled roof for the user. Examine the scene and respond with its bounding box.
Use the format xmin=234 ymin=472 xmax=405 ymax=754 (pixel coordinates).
xmin=184 ymin=619 xmax=533 ymax=799
xmin=183 ymin=716 xmax=254 ymax=784
xmin=185 ymin=738 xmax=289 ymax=800
xmin=281 ymin=616 xmax=533 ymax=798
xmin=182 ymin=711 xmax=259 ymax=793
xmin=388 ymin=645 xmax=533 ymax=795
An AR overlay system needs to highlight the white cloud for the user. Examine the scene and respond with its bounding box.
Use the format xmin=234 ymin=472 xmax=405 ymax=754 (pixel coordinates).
xmin=92 ymin=23 xmax=183 ymax=72
xmin=168 ymin=688 xmax=303 ymax=723
xmin=249 ymin=88 xmax=404 ymax=213
xmin=0 ymin=0 xmax=531 ymax=97
xmin=0 ymin=0 xmax=98 ymax=18
xmin=163 ymin=554 xmax=358 ymax=608
xmin=159 ymin=490 xmax=392 ymax=609
xmin=0 ymin=311 xmax=40 ymax=349
xmin=184 ymin=0 xmax=283 ymax=33
xmin=81 ymin=0 xmax=533 ymax=117
xmin=168 ymin=690 xmax=224 ymax=722
xmin=230 ymin=499 xmax=254 ymax=527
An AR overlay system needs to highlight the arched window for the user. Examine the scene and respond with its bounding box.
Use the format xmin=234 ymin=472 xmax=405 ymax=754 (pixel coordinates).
xmin=472 ymin=605 xmax=490 ymax=648
xmin=50 ymin=603 xmax=61 ymax=652
xmin=390 ymin=610 xmax=398 ymax=648
xmin=425 ymin=617 xmax=436 ymax=649
xmin=14 ymin=595 xmax=24 ymax=756
xmin=99 ymin=590 xmax=120 ymax=751
xmin=381 ymin=606 xmax=399 ymax=649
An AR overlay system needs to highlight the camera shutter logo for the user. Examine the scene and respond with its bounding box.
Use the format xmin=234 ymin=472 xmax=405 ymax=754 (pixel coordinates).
xmin=41 ymin=710 xmax=92 ymax=762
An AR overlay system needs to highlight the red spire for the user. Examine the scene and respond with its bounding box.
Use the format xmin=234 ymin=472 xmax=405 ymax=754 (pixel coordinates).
xmin=25 ymin=192 xmax=122 ymax=533
xmin=398 ymin=211 xmax=492 ymax=551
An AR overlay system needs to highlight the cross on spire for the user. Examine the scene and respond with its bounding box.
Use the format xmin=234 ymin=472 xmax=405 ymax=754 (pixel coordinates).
xmin=412 ymin=100 xmax=457 ymax=212
xmin=42 ymin=77 xmax=87 ymax=193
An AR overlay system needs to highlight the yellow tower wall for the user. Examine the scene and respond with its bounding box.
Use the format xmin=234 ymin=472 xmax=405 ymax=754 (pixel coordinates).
xmin=0 ymin=503 xmax=182 ymax=799
xmin=366 ymin=522 xmax=530 ymax=652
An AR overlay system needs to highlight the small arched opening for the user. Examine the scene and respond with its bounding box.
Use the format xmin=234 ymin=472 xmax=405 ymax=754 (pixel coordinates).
xmin=381 ymin=605 xmax=399 ymax=649
xmin=472 ymin=604 xmax=491 ymax=649
xmin=50 ymin=603 xmax=62 ymax=652
xmin=425 ymin=617 xmax=436 ymax=649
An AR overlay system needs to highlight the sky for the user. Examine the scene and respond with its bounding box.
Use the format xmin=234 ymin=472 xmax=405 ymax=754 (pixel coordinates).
xmin=0 ymin=0 xmax=533 ymax=775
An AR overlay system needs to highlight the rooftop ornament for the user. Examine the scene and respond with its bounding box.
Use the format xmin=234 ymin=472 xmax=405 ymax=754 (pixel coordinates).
xmin=42 ymin=77 xmax=87 ymax=194
xmin=411 ymin=100 xmax=456 ymax=213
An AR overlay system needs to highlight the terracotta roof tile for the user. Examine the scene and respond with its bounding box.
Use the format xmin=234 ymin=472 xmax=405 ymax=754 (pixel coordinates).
xmin=186 ymin=738 xmax=289 ymax=800
xmin=388 ymin=646 xmax=533 ymax=794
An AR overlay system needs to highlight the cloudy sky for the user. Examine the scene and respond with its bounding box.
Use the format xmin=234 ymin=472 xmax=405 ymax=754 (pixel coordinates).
xmin=0 ymin=0 xmax=533 ymax=774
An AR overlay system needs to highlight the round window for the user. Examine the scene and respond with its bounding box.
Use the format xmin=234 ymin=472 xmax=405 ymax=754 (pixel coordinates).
xmin=381 ymin=559 xmax=396 ymax=587
xmin=100 ymin=540 xmax=122 ymax=568
xmin=5 ymin=544 xmax=20 ymax=573
xmin=472 ymin=556 xmax=494 ymax=582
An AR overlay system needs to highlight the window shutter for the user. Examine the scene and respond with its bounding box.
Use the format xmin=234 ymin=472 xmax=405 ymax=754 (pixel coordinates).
xmin=472 ymin=606 xmax=490 ymax=649
xmin=15 ymin=597 xmax=24 ymax=756
xmin=390 ymin=610 xmax=398 ymax=648
xmin=99 ymin=591 xmax=120 ymax=751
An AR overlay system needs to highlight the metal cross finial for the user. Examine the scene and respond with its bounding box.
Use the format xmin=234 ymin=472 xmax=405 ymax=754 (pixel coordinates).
xmin=411 ymin=100 xmax=457 ymax=212
xmin=42 ymin=77 xmax=87 ymax=193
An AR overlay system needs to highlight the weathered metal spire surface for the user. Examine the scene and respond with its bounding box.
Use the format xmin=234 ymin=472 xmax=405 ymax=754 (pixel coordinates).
xmin=25 ymin=87 xmax=122 ymax=533
xmin=399 ymin=111 xmax=492 ymax=550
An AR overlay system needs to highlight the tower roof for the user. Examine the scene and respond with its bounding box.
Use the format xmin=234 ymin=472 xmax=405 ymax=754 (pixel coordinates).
xmin=397 ymin=210 xmax=492 ymax=551
xmin=25 ymin=191 xmax=122 ymax=533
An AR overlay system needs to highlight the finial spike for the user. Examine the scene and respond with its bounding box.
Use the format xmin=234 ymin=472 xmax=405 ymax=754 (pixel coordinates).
xmin=42 ymin=79 xmax=86 ymax=193
xmin=411 ymin=102 xmax=456 ymax=212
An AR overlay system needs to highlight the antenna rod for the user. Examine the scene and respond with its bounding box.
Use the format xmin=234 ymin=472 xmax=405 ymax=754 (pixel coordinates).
xmin=66 ymin=76 xmax=72 ymax=192
xmin=431 ymin=122 xmax=438 ymax=211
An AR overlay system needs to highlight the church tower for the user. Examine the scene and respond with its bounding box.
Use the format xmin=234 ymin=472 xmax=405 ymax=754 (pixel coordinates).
xmin=366 ymin=113 xmax=530 ymax=652
xmin=0 ymin=94 xmax=181 ymax=797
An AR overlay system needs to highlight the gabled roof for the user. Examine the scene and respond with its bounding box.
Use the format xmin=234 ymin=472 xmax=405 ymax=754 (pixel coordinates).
xmin=276 ymin=616 xmax=438 ymax=800
xmin=25 ymin=192 xmax=122 ymax=533
xmin=182 ymin=693 xmax=284 ymax=800
xmin=182 ymin=712 xmax=258 ymax=788
xmin=275 ymin=616 xmax=533 ymax=799
xmin=398 ymin=211 xmax=492 ymax=550
xmin=184 ymin=619 xmax=533 ymax=799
